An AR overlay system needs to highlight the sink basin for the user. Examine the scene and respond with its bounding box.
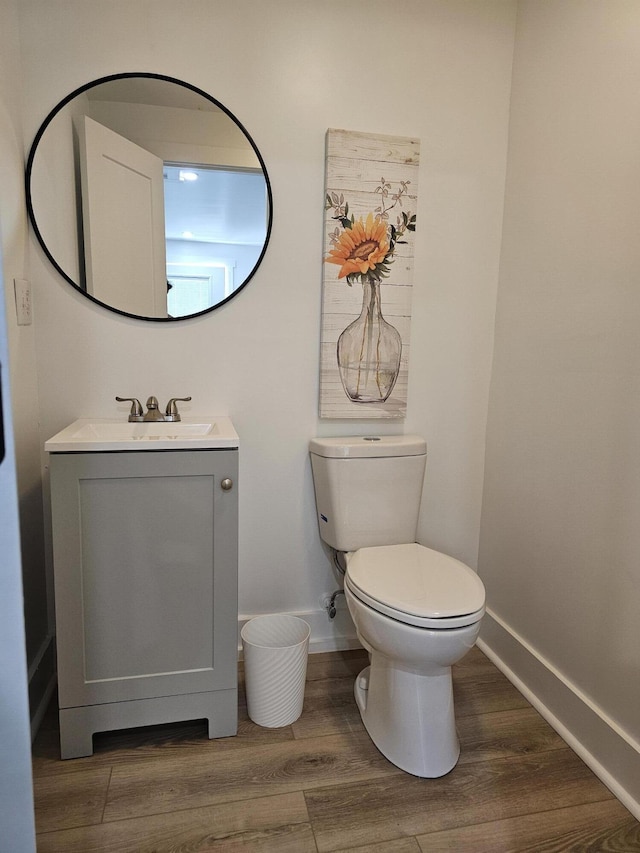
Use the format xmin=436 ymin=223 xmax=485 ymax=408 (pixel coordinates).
xmin=72 ymin=422 xmax=214 ymax=439
xmin=45 ymin=417 xmax=239 ymax=452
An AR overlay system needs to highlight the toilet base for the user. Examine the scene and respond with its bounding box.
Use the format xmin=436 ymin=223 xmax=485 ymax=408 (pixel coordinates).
xmin=353 ymin=657 xmax=460 ymax=778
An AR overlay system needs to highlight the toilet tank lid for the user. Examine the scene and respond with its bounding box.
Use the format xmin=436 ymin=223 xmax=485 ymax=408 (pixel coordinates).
xmin=309 ymin=435 xmax=426 ymax=458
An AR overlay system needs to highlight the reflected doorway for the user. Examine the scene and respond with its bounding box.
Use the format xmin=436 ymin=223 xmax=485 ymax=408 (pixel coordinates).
xmin=164 ymin=164 xmax=268 ymax=318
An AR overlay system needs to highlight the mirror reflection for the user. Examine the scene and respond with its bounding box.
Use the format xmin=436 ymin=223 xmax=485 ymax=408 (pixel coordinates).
xmin=26 ymin=74 xmax=272 ymax=320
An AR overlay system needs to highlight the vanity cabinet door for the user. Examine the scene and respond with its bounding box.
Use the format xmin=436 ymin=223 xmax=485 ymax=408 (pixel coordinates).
xmin=50 ymin=449 xmax=238 ymax=709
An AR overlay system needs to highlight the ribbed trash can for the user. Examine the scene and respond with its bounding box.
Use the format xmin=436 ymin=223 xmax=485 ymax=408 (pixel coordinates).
xmin=241 ymin=614 xmax=310 ymax=728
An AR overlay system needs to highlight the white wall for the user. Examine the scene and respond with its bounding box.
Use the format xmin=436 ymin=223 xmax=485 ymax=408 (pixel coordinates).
xmin=0 ymin=253 xmax=37 ymax=853
xmin=18 ymin=0 xmax=516 ymax=644
xmin=479 ymin=0 xmax=640 ymax=815
xmin=0 ymin=0 xmax=52 ymax=721
xmin=0 ymin=0 xmax=39 ymax=847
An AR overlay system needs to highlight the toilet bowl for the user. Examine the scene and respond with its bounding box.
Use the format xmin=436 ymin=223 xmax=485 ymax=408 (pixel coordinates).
xmin=344 ymin=543 xmax=484 ymax=777
xmin=309 ymin=435 xmax=486 ymax=778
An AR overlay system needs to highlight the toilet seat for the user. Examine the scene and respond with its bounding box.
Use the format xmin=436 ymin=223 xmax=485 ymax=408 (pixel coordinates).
xmin=346 ymin=543 xmax=485 ymax=629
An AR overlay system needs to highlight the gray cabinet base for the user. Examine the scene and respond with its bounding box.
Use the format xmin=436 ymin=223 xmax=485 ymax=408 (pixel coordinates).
xmin=59 ymin=688 xmax=238 ymax=759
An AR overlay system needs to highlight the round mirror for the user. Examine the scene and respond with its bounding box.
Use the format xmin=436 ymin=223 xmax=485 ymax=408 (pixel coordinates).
xmin=26 ymin=73 xmax=273 ymax=321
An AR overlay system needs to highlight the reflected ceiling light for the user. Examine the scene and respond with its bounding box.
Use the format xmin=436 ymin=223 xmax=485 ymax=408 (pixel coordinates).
xmin=179 ymin=170 xmax=198 ymax=182
xmin=182 ymin=231 xmax=194 ymax=239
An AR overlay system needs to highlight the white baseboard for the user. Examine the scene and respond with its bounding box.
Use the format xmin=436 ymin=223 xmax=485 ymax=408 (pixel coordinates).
xmin=479 ymin=608 xmax=640 ymax=821
xmin=238 ymin=602 xmax=360 ymax=657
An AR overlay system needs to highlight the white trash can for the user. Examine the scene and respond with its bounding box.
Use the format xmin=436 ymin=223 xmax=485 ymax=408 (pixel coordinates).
xmin=241 ymin=614 xmax=310 ymax=728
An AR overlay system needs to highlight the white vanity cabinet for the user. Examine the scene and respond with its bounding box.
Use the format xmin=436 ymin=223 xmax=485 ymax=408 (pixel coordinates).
xmin=48 ymin=447 xmax=238 ymax=758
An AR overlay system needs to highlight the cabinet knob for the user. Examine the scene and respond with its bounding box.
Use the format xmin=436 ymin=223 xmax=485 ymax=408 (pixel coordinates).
xmin=221 ymin=478 xmax=233 ymax=491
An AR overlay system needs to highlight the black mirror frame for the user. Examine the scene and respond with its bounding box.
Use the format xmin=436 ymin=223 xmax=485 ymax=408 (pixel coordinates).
xmin=25 ymin=72 xmax=273 ymax=322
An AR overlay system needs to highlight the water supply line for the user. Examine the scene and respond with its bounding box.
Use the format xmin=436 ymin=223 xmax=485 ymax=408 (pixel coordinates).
xmin=332 ymin=548 xmax=346 ymax=576
xmin=326 ymin=589 xmax=344 ymax=620
xmin=326 ymin=548 xmax=347 ymax=619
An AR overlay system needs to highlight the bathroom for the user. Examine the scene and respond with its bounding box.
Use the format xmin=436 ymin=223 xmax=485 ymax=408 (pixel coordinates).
xmin=1 ymin=0 xmax=639 ymax=847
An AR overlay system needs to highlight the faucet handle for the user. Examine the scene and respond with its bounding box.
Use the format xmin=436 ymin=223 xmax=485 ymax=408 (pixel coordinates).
xmin=165 ymin=397 xmax=192 ymax=421
xmin=115 ymin=397 xmax=143 ymax=422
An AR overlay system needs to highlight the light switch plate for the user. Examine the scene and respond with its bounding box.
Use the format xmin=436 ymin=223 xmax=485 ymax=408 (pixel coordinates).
xmin=14 ymin=279 xmax=32 ymax=326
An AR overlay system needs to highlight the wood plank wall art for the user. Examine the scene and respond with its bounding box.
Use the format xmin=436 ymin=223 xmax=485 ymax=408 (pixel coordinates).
xmin=320 ymin=129 xmax=420 ymax=419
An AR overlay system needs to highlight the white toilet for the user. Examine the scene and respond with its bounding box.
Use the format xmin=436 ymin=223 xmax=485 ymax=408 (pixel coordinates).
xmin=309 ymin=435 xmax=485 ymax=778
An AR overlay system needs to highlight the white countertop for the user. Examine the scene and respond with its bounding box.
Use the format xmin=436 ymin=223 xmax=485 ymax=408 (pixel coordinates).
xmin=45 ymin=417 xmax=239 ymax=453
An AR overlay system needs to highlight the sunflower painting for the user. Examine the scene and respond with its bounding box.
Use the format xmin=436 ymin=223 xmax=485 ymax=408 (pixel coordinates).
xmin=325 ymin=213 xmax=390 ymax=281
xmin=319 ymin=129 xmax=420 ymax=418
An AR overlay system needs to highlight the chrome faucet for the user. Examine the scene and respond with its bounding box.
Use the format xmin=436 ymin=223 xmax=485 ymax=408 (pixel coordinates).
xmin=116 ymin=396 xmax=192 ymax=422
xmin=142 ymin=396 xmax=164 ymax=422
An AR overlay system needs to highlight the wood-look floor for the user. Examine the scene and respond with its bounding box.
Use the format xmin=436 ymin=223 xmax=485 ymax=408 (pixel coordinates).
xmin=32 ymin=647 xmax=640 ymax=852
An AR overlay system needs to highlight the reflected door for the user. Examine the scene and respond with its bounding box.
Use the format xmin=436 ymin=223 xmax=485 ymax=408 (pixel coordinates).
xmin=78 ymin=116 xmax=167 ymax=316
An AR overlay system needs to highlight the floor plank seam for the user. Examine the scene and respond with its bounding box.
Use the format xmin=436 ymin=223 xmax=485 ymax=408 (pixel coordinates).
xmin=35 ymin=789 xmax=316 ymax=837
xmin=99 ymin=765 xmax=113 ymax=824
xmin=97 ymin=789 xmax=318 ymax=826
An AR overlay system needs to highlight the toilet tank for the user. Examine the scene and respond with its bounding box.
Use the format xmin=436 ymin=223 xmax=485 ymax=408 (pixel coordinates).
xmin=309 ymin=435 xmax=427 ymax=552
